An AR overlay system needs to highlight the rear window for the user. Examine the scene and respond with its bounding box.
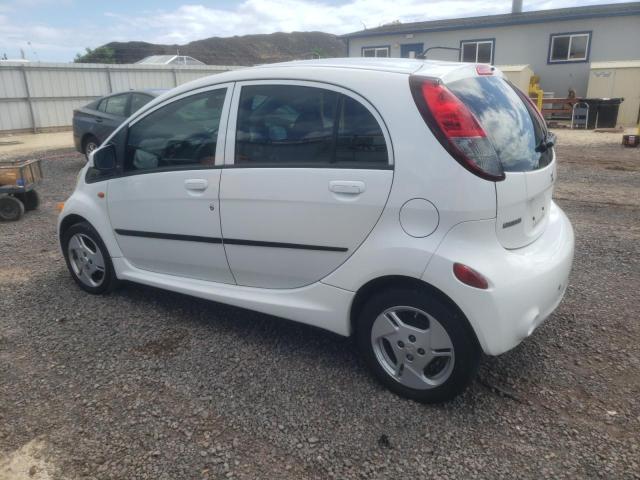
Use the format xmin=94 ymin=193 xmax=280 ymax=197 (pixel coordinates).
xmin=448 ymin=76 xmax=552 ymax=172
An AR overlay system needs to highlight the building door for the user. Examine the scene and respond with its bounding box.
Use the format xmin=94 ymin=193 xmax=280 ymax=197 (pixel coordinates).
xmin=401 ymin=43 xmax=424 ymax=59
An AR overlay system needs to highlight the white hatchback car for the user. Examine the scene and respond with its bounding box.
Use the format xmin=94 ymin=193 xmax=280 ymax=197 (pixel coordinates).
xmin=58 ymin=58 xmax=574 ymax=403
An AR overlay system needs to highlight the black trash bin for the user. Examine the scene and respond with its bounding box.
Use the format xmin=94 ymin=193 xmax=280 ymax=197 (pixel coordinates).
xmin=580 ymin=98 xmax=624 ymax=129
xmin=596 ymin=98 xmax=624 ymax=128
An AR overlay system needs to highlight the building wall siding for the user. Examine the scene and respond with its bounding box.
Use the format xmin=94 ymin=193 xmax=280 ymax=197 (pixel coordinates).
xmin=347 ymin=15 xmax=640 ymax=97
xmin=0 ymin=62 xmax=242 ymax=134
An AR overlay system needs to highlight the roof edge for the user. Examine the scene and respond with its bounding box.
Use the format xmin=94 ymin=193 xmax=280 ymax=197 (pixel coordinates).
xmin=341 ymin=3 xmax=640 ymax=38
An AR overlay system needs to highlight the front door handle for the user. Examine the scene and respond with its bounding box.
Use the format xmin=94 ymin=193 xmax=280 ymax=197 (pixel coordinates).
xmin=329 ymin=180 xmax=365 ymax=195
xmin=184 ymin=178 xmax=208 ymax=191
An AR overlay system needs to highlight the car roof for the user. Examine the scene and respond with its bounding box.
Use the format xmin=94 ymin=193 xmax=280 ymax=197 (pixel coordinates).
xmin=132 ymin=58 xmax=489 ymax=121
xmin=101 ymin=89 xmax=167 ymax=99
xmin=161 ymin=58 xmax=477 ymax=97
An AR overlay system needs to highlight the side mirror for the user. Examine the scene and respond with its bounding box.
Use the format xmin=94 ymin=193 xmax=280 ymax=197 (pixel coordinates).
xmin=92 ymin=144 xmax=117 ymax=171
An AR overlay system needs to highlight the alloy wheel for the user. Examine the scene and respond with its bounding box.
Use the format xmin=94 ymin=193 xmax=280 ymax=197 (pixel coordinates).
xmin=67 ymin=233 xmax=106 ymax=288
xmin=370 ymin=306 xmax=455 ymax=389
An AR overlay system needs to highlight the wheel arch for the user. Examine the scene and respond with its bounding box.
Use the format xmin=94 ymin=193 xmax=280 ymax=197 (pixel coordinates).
xmin=349 ymin=275 xmax=480 ymax=349
xmin=81 ymin=133 xmax=99 ymax=152
xmin=59 ymin=213 xmax=89 ymax=247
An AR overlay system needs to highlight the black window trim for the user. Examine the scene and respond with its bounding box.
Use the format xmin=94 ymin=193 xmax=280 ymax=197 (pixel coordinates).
xmin=85 ymin=84 xmax=233 ymax=183
xmin=118 ymin=87 xmax=229 ymax=177
xmin=547 ymin=31 xmax=592 ymax=64
xmin=85 ymin=79 xmax=395 ymax=184
xmin=459 ymin=38 xmax=495 ymax=64
xmin=225 ymin=79 xmax=394 ymax=170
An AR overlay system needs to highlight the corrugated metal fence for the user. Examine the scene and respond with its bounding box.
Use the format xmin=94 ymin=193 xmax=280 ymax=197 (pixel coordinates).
xmin=0 ymin=62 xmax=242 ymax=134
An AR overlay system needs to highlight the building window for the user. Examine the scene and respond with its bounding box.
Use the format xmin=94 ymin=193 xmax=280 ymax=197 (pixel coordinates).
xmin=362 ymin=46 xmax=390 ymax=58
xmin=460 ymin=39 xmax=494 ymax=64
xmin=548 ymin=32 xmax=591 ymax=63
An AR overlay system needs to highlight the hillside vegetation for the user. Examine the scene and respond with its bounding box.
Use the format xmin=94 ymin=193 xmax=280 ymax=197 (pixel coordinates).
xmin=75 ymin=31 xmax=347 ymax=65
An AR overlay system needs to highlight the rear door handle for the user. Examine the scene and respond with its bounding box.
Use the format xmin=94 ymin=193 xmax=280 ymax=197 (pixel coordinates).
xmin=184 ymin=178 xmax=208 ymax=191
xmin=95 ymin=118 xmax=103 ymax=123
xmin=329 ymin=180 xmax=365 ymax=195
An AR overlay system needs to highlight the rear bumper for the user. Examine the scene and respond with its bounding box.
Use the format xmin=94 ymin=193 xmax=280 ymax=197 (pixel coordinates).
xmin=422 ymin=201 xmax=574 ymax=356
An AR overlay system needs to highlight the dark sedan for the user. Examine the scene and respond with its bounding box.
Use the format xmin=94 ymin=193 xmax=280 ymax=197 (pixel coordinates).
xmin=73 ymin=89 xmax=166 ymax=160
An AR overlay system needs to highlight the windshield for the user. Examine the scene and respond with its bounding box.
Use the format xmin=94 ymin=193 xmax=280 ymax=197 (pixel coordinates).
xmin=448 ymin=76 xmax=553 ymax=172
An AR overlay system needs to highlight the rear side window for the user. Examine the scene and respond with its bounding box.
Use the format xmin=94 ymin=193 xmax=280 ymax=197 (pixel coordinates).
xmin=448 ymin=77 xmax=552 ymax=172
xmin=102 ymin=94 xmax=129 ymax=117
xmin=235 ymin=84 xmax=388 ymax=168
xmin=130 ymin=93 xmax=153 ymax=114
xmin=125 ymin=89 xmax=226 ymax=173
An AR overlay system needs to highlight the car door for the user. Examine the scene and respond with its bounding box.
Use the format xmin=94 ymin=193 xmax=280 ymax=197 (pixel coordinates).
xmin=94 ymin=93 xmax=130 ymax=142
xmin=219 ymin=81 xmax=394 ymax=289
xmin=107 ymin=84 xmax=235 ymax=283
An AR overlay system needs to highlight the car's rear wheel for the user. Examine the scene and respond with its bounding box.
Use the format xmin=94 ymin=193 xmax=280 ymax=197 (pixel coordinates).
xmin=62 ymin=221 xmax=119 ymax=294
xmin=0 ymin=195 xmax=25 ymax=221
xmin=83 ymin=136 xmax=100 ymax=161
xmin=356 ymin=288 xmax=480 ymax=403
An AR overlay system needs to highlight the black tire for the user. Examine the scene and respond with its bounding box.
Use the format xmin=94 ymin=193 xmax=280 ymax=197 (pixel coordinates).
xmin=83 ymin=135 xmax=100 ymax=161
xmin=61 ymin=221 xmax=119 ymax=294
xmin=15 ymin=190 xmax=40 ymax=211
xmin=356 ymin=288 xmax=481 ymax=403
xmin=0 ymin=195 xmax=25 ymax=221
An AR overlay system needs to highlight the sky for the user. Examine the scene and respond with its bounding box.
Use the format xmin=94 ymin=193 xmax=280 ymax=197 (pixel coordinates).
xmin=0 ymin=0 xmax=631 ymax=62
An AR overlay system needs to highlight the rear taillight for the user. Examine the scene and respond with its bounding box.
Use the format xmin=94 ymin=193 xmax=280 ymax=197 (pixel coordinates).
xmin=409 ymin=76 xmax=505 ymax=181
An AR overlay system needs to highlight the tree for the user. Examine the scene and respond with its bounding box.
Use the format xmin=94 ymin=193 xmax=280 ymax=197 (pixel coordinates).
xmin=74 ymin=46 xmax=116 ymax=64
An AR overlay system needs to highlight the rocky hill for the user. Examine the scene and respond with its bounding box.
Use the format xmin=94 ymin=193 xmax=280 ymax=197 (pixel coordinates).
xmin=75 ymin=31 xmax=347 ymax=65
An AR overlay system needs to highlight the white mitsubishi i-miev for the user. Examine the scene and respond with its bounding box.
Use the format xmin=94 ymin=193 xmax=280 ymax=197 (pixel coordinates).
xmin=58 ymin=58 xmax=574 ymax=403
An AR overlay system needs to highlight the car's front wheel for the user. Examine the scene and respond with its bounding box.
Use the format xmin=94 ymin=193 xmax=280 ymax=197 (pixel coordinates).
xmin=62 ymin=221 xmax=119 ymax=294
xmin=356 ymin=288 xmax=480 ymax=403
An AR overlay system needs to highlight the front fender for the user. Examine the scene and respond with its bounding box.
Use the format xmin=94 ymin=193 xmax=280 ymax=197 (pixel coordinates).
xmin=58 ymin=177 xmax=122 ymax=259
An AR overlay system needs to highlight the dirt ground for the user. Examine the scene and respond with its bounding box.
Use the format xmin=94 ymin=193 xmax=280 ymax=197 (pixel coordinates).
xmin=0 ymin=131 xmax=74 ymax=160
xmin=0 ymin=129 xmax=639 ymax=479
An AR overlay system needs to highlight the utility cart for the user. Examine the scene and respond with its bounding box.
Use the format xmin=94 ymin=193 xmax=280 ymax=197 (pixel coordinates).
xmin=0 ymin=159 xmax=43 ymax=221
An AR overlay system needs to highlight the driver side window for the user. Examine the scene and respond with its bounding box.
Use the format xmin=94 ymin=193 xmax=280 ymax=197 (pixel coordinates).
xmin=125 ymin=88 xmax=227 ymax=173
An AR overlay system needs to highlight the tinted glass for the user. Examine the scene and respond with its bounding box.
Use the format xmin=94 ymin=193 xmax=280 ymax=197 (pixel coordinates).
xmin=448 ymin=77 xmax=552 ymax=172
xmin=569 ymin=35 xmax=588 ymax=59
xmin=97 ymin=99 xmax=107 ymax=113
xmin=236 ymin=85 xmax=337 ymax=166
xmin=551 ymin=36 xmax=570 ymax=61
xmin=236 ymin=85 xmax=388 ymax=167
xmin=462 ymin=43 xmax=476 ymax=62
xmin=125 ymin=88 xmax=226 ymax=172
xmin=477 ymin=42 xmax=492 ymax=63
xmin=130 ymin=93 xmax=153 ymax=114
xmin=335 ymin=96 xmax=388 ymax=165
xmin=104 ymin=94 xmax=128 ymax=117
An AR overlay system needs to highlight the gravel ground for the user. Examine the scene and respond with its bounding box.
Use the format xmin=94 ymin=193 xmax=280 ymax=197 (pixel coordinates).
xmin=1 ymin=130 xmax=639 ymax=479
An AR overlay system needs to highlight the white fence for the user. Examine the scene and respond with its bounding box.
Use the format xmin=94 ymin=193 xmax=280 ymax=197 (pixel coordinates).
xmin=0 ymin=62 xmax=242 ymax=134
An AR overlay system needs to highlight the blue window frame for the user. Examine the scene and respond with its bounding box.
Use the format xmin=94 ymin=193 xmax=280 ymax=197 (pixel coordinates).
xmin=548 ymin=31 xmax=592 ymax=64
xmin=459 ymin=39 xmax=495 ymax=64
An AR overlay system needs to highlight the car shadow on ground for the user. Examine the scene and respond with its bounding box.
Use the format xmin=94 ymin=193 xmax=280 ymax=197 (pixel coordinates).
xmin=102 ymin=275 xmax=547 ymax=407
